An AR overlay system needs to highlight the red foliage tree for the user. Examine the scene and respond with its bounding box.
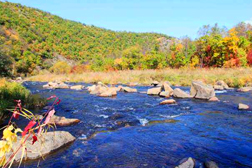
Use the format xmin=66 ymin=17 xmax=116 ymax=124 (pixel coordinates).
xmin=247 ymin=49 xmax=252 ymax=65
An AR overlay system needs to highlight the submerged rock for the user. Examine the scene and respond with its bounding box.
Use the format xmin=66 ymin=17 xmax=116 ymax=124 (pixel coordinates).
xmin=175 ymin=157 xmax=195 ymax=168
xmin=204 ymin=161 xmax=219 ymax=168
xmin=147 ymin=87 xmax=162 ymax=95
xmin=70 ymin=85 xmax=84 ymax=90
xmin=148 ymin=119 xmax=178 ymax=125
xmin=6 ymin=131 xmax=75 ymax=162
xmin=173 ymin=88 xmax=193 ymax=98
xmin=190 ymin=81 xmax=215 ymax=100
xmin=160 ymin=99 xmax=176 ymax=105
xmin=238 ymin=103 xmax=249 ymax=110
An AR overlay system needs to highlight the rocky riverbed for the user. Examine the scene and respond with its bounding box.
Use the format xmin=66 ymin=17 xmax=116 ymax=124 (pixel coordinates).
xmin=18 ymin=81 xmax=252 ymax=168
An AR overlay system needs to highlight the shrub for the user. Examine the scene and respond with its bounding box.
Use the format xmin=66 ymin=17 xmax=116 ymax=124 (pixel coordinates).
xmin=0 ymin=80 xmax=46 ymax=121
xmin=0 ymin=51 xmax=13 ymax=77
xmin=49 ymin=61 xmax=71 ymax=74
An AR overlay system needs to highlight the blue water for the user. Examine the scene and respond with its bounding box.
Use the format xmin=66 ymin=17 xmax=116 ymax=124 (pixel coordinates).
xmin=19 ymin=82 xmax=252 ymax=168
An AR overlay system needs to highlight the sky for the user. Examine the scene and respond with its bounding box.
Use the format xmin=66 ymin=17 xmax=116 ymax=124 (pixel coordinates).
xmin=3 ymin=0 xmax=252 ymax=39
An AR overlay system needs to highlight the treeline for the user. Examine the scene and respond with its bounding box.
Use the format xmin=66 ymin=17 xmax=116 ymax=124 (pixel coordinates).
xmin=0 ymin=2 xmax=252 ymax=76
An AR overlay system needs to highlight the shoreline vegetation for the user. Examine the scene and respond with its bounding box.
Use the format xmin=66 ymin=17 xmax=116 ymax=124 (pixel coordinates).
xmin=0 ymin=78 xmax=46 ymax=122
xmin=26 ymin=68 xmax=252 ymax=88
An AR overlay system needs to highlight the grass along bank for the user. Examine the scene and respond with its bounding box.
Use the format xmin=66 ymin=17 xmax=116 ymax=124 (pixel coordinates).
xmin=0 ymin=78 xmax=46 ymax=122
xmin=26 ymin=68 xmax=252 ymax=88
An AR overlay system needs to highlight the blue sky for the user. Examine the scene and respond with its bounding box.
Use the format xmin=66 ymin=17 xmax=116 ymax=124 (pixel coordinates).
xmin=3 ymin=0 xmax=252 ymax=39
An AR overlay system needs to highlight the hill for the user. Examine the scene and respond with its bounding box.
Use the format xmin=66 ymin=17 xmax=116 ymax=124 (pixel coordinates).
xmin=0 ymin=1 xmax=252 ymax=77
xmin=0 ymin=1 xmax=171 ymax=76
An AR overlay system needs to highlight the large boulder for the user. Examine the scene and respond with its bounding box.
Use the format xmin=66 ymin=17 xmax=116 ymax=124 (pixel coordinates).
xmin=175 ymin=157 xmax=195 ymax=168
xmin=147 ymin=87 xmax=162 ymax=95
xmin=99 ymin=88 xmax=117 ymax=97
xmin=190 ymin=81 xmax=215 ymax=100
xmin=162 ymin=82 xmax=173 ymax=92
xmin=237 ymin=87 xmax=252 ymax=92
xmin=6 ymin=131 xmax=75 ymax=162
xmin=89 ymin=85 xmax=108 ymax=95
xmin=159 ymin=91 xmax=171 ymax=98
xmin=121 ymin=87 xmax=137 ymax=93
xmin=173 ymin=88 xmax=193 ymax=98
xmin=70 ymin=85 xmax=84 ymax=90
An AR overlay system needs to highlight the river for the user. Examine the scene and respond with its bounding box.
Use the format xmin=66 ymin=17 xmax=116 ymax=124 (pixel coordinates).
xmin=19 ymin=82 xmax=252 ymax=168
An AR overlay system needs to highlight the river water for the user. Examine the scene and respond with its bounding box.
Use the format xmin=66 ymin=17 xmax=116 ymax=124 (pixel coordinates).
xmin=19 ymin=82 xmax=252 ymax=168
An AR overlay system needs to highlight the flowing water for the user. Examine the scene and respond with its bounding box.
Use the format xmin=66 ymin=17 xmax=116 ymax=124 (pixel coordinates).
xmin=18 ymin=82 xmax=252 ymax=167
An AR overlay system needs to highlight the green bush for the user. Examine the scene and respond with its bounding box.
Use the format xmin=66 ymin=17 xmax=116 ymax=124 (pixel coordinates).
xmin=0 ymin=80 xmax=46 ymax=121
xmin=49 ymin=61 xmax=71 ymax=74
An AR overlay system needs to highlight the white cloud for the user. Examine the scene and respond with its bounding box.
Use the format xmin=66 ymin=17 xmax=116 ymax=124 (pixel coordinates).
xmin=245 ymin=18 xmax=252 ymax=25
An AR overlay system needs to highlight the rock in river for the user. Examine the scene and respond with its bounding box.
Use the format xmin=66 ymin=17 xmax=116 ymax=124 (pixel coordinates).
xmin=215 ymin=80 xmax=229 ymax=90
xmin=208 ymin=96 xmax=219 ymax=102
xmin=159 ymin=91 xmax=171 ymax=97
xmin=204 ymin=161 xmax=219 ymax=168
xmin=99 ymin=88 xmax=117 ymax=97
xmin=190 ymin=81 xmax=215 ymax=100
xmin=237 ymin=87 xmax=252 ymax=92
xmin=37 ymin=115 xmax=80 ymax=126
xmin=147 ymin=87 xmax=162 ymax=95
xmin=151 ymin=81 xmax=159 ymax=86
xmin=70 ymin=85 xmax=84 ymax=90
xmin=6 ymin=131 xmax=75 ymax=162
xmin=121 ymin=86 xmax=137 ymax=93
xmin=160 ymin=99 xmax=176 ymax=105
xmin=175 ymin=157 xmax=195 ymax=168
xmin=238 ymin=103 xmax=249 ymax=110
xmin=162 ymin=81 xmax=173 ymax=93
xmin=173 ymin=88 xmax=193 ymax=98
xmin=43 ymin=81 xmax=69 ymax=89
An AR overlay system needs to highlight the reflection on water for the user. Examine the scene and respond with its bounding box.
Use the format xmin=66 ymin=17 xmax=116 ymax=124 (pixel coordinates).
xmin=19 ymin=82 xmax=252 ymax=168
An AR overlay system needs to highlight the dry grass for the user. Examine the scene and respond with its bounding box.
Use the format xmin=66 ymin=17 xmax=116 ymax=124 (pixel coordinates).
xmin=26 ymin=68 xmax=252 ymax=87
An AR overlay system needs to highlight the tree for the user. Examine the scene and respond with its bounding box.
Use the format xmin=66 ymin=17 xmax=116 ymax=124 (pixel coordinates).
xmin=0 ymin=50 xmax=13 ymax=77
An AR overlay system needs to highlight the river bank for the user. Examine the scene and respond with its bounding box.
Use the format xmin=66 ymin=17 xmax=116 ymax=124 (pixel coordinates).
xmin=26 ymin=68 xmax=252 ymax=88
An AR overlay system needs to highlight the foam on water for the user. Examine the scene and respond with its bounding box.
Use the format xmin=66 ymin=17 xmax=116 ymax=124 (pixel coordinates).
xmin=138 ymin=118 xmax=149 ymax=126
xmin=99 ymin=114 xmax=109 ymax=118
xmin=215 ymin=90 xmax=227 ymax=94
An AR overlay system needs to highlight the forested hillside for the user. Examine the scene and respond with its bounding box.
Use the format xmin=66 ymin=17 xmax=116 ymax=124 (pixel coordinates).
xmin=0 ymin=1 xmax=252 ymax=77
xmin=0 ymin=1 xmax=170 ymax=76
